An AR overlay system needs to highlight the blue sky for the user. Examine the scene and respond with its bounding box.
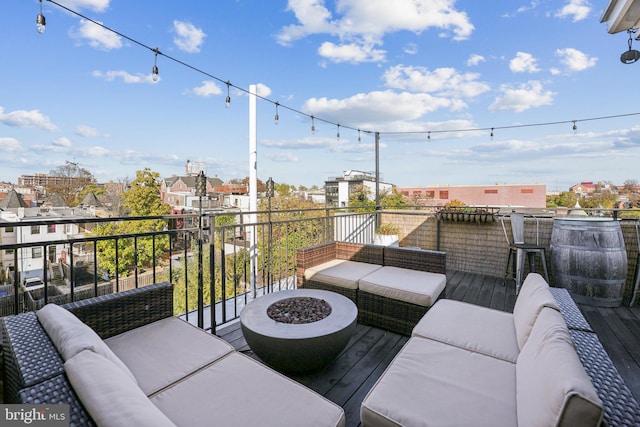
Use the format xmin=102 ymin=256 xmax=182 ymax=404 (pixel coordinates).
xmin=1 ymin=0 xmax=639 ymax=191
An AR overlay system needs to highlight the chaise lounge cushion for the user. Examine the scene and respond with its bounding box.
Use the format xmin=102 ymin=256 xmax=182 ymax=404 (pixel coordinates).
xmin=65 ymin=350 xmax=177 ymax=427
xmin=516 ymin=307 xmax=603 ymax=427
xmin=36 ymin=303 xmax=136 ymax=383
xmin=151 ymin=352 xmax=346 ymax=427
xmin=105 ymin=317 xmax=235 ymax=396
xmin=512 ymin=273 xmax=560 ymax=349
xmin=304 ymin=260 xmax=381 ymax=290
xmin=358 ymin=266 xmax=446 ymax=307
xmin=360 ymin=337 xmax=517 ymax=427
xmin=411 ymin=299 xmax=520 ymax=362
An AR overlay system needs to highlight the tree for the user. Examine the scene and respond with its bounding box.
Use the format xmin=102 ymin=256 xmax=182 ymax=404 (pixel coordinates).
xmin=77 ymin=183 xmax=105 ymax=205
xmin=47 ymin=161 xmax=95 ymax=206
xmin=93 ymin=168 xmax=170 ymax=277
xmin=547 ymin=191 xmax=579 ymax=208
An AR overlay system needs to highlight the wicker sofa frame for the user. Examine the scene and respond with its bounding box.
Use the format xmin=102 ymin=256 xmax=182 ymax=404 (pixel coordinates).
xmin=296 ymin=241 xmax=447 ymax=336
xmin=2 ymin=282 xmax=174 ymax=426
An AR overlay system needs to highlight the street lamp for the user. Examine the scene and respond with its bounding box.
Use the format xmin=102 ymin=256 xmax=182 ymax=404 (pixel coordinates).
xmin=266 ymin=178 xmax=274 ymax=292
xmin=195 ymin=171 xmax=207 ymax=328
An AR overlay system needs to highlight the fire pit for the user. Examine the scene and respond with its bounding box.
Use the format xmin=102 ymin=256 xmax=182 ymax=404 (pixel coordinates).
xmin=240 ymin=289 xmax=357 ymax=373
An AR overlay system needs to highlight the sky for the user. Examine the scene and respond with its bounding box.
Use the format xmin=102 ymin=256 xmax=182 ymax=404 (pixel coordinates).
xmin=1 ymin=0 xmax=639 ymax=192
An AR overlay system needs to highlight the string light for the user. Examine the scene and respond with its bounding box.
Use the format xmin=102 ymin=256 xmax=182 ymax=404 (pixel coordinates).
xmin=311 ymin=116 xmax=316 ymax=135
xmin=337 ymin=124 xmax=340 ymax=140
xmin=427 ymin=131 xmax=431 ymax=141
xmin=572 ymin=120 xmax=577 ymax=133
xmin=151 ymin=48 xmax=160 ymax=82
xmin=490 ymin=128 xmax=494 ymax=140
xmin=274 ymin=102 xmax=279 ymax=125
xmin=38 ymin=0 xmax=640 ymax=143
xmin=36 ymin=0 xmax=46 ymax=34
xmin=357 ymin=129 xmax=361 ymax=143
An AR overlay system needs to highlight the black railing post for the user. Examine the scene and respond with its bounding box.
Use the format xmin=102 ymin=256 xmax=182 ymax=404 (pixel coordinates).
xmin=134 ymin=237 xmax=139 ymax=289
xmin=69 ymin=244 xmax=74 ymax=301
xmin=13 ymin=250 xmax=19 ymax=315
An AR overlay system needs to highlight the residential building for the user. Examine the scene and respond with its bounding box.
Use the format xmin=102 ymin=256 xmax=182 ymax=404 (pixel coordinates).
xmin=400 ymin=183 xmax=547 ymax=208
xmin=325 ymin=170 xmax=393 ymax=207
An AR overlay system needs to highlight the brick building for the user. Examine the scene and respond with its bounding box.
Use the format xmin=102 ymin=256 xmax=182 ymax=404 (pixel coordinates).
xmin=400 ymin=184 xmax=547 ymax=208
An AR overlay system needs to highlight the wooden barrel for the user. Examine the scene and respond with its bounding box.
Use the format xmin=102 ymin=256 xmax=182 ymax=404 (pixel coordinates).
xmin=550 ymin=218 xmax=627 ymax=307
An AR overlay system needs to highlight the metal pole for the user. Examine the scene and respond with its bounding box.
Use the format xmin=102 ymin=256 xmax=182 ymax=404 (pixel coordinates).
xmin=249 ymin=84 xmax=258 ymax=298
xmin=197 ymin=195 xmax=204 ymax=328
xmin=375 ymin=131 xmax=381 ymax=228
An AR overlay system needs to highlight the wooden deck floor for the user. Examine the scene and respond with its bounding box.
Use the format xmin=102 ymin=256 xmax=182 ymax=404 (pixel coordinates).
xmin=216 ymin=270 xmax=640 ymax=427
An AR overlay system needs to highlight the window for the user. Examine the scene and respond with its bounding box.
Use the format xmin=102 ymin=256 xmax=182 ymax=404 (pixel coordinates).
xmin=484 ymin=189 xmax=498 ymax=194
xmin=4 ymin=227 xmax=13 ymax=233
xmin=425 ymin=191 xmax=435 ymax=198
xmin=31 ymin=225 xmax=40 ymax=235
xmin=439 ymin=190 xmax=449 ymax=200
xmin=6 ymin=249 xmax=14 ymax=255
xmin=47 ymin=224 xmax=56 ymax=233
xmin=32 ymin=247 xmax=43 ymax=258
xmin=521 ymin=189 xmax=534 ymax=194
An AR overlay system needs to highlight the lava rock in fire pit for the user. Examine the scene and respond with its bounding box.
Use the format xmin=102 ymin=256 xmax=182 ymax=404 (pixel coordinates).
xmin=267 ymin=297 xmax=332 ymax=324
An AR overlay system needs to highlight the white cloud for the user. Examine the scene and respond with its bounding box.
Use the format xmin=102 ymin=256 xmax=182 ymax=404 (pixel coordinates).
xmin=318 ymin=41 xmax=386 ymax=63
xmin=466 ymin=54 xmax=485 ymax=66
xmin=70 ymin=19 xmax=122 ymax=50
xmin=403 ymin=43 xmax=418 ymax=55
xmin=303 ymin=90 xmax=461 ymax=127
xmin=92 ymin=70 xmax=158 ymax=84
xmin=509 ymin=52 xmax=540 ymax=73
xmin=265 ymin=152 xmax=299 ymax=162
xmin=256 ymin=83 xmax=272 ymax=97
xmin=173 ymin=21 xmax=206 ymax=53
xmin=60 ymin=0 xmax=110 ymax=13
xmin=191 ymin=81 xmax=222 ymax=97
xmin=555 ymin=0 xmax=591 ymax=22
xmin=277 ymin=0 xmax=474 ymax=63
xmin=383 ymin=65 xmax=490 ymax=98
xmin=75 ymin=125 xmax=109 ymax=138
xmin=0 ymin=107 xmax=57 ymax=131
xmin=52 ymin=137 xmax=72 ymax=148
xmin=0 ymin=137 xmax=22 ymax=152
xmin=556 ymin=48 xmax=597 ymax=72
xmin=489 ymin=81 xmax=555 ymax=112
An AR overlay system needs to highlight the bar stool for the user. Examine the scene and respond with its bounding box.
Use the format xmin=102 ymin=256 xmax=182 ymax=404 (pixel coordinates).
xmin=501 ymin=212 xmax=549 ymax=294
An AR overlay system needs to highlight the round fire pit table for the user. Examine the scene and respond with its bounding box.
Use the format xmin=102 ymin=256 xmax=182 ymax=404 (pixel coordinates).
xmin=240 ymin=289 xmax=357 ymax=373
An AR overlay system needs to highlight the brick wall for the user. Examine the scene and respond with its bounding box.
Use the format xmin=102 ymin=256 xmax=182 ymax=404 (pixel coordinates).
xmin=380 ymin=212 xmax=639 ymax=302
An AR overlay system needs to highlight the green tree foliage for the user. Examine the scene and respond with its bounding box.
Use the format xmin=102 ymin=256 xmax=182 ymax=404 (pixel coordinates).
xmin=348 ymin=185 xmax=410 ymax=212
xmin=93 ymin=169 xmax=170 ymax=278
xmin=581 ymin=191 xmax=618 ymax=209
xmin=77 ymin=184 xmax=105 ymax=205
xmin=546 ymin=191 xmax=579 ymax=208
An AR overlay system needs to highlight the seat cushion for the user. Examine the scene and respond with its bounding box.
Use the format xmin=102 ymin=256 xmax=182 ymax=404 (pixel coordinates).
xmin=412 ymin=299 xmax=520 ymax=363
xmin=65 ymin=350 xmax=176 ymax=427
xmin=105 ymin=317 xmax=234 ymax=396
xmin=304 ymin=260 xmax=381 ymax=290
xmin=513 ymin=273 xmax=560 ymax=350
xmin=358 ymin=266 xmax=446 ymax=307
xmin=361 ymin=337 xmax=517 ymax=427
xmin=516 ymin=308 xmax=603 ymax=427
xmin=36 ymin=303 xmax=136 ymax=383
xmin=151 ymin=352 xmax=345 ymax=427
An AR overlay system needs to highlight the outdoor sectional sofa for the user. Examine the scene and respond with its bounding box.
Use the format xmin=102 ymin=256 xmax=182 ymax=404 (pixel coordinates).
xmin=360 ymin=273 xmax=605 ymax=426
xmin=296 ymin=241 xmax=447 ymax=335
xmin=1 ymin=282 xmax=346 ymax=427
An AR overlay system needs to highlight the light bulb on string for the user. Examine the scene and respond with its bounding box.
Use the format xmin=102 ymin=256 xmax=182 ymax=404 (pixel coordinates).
xmin=36 ymin=0 xmax=46 ymax=34
xmin=427 ymin=131 xmax=431 ymax=141
xmin=490 ymin=128 xmax=494 ymax=140
xmin=274 ymin=102 xmax=279 ymax=125
xmin=357 ymin=129 xmax=361 ymax=143
xmin=337 ymin=124 xmax=340 ymax=140
xmin=151 ymin=48 xmax=160 ymax=82
xmin=572 ymin=120 xmax=577 ymax=133
xmin=311 ymin=116 xmax=316 ymax=135
xmin=225 ymin=82 xmax=231 ymax=108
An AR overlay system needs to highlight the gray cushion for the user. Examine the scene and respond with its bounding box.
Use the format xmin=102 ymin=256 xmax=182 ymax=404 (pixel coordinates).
xmin=412 ymin=299 xmax=519 ymax=363
xmin=361 ymin=337 xmax=517 ymax=427
xmin=36 ymin=303 xmax=136 ymax=383
xmin=151 ymin=352 xmax=345 ymax=427
xmin=512 ymin=272 xmax=560 ymax=349
xmin=358 ymin=266 xmax=446 ymax=307
xmin=516 ymin=307 xmax=603 ymax=427
xmin=105 ymin=317 xmax=234 ymax=396
xmin=65 ymin=350 xmax=176 ymax=427
xmin=305 ymin=260 xmax=381 ymax=290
